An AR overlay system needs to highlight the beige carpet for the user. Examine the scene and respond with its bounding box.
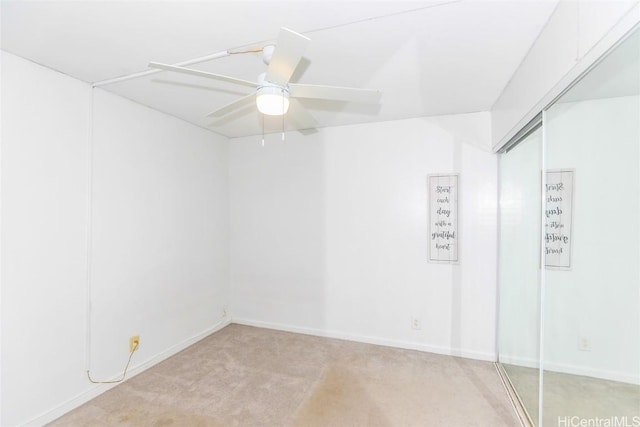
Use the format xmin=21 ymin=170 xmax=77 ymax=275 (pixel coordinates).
xmin=52 ymin=325 xmax=519 ymax=426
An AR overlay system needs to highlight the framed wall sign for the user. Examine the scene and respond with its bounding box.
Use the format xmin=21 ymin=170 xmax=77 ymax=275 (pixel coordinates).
xmin=428 ymin=174 xmax=459 ymax=263
xmin=545 ymin=169 xmax=574 ymax=270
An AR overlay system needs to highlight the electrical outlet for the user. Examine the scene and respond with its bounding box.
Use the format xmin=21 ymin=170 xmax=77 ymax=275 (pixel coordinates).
xmin=130 ymin=336 xmax=140 ymax=352
xmin=578 ymin=336 xmax=591 ymax=352
xmin=411 ymin=317 xmax=422 ymax=330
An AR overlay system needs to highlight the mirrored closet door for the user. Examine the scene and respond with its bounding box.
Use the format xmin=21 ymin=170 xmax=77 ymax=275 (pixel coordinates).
xmin=498 ymin=124 xmax=543 ymax=426
xmin=498 ymin=26 xmax=640 ymax=427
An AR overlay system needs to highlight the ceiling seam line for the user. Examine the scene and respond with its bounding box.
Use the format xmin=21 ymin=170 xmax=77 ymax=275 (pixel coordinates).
xmin=88 ymin=0 xmax=463 ymax=85
xmin=301 ymin=0 xmax=464 ymax=36
xmin=488 ymin=0 xmax=561 ymax=111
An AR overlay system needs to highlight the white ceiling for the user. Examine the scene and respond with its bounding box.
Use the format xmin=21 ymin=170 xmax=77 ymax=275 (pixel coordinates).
xmin=1 ymin=0 xmax=559 ymax=138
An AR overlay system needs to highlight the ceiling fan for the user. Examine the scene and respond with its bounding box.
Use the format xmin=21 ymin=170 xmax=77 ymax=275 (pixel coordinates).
xmin=148 ymin=28 xmax=381 ymax=130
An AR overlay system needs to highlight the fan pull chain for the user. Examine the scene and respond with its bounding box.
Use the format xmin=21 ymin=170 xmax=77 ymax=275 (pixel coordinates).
xmin=261 ymin=113 xmax=265 ymax=147
xmin=281 ymin=89 xmax=285 ymax=141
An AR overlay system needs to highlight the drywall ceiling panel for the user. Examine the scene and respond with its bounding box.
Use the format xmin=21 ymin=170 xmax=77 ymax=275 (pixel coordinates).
xmin=1 ymin=1 xmax=558 ymax=137
xmin=1 ymin=1 xmax=435 ymax=82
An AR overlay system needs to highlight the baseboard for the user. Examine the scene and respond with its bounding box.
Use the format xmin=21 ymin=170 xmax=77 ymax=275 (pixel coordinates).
xmin=22 ymin=318 xmax=231 ymax=427
xmin=499 ymin=354 xmax=639 ymax=385
xmin=543 ymin=361 xmax=640 ymax=386
xmin=231 ymin=317 xmax=497 ymax=362
xmin=498 ymin=355 xmax=539 ymax=369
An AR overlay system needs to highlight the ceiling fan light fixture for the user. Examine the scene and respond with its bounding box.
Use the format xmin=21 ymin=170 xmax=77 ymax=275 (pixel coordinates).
xmin=149 ymin=28 xmax=380 ymax=129
xmin=256 ymin=85 xmax=290 ymax=116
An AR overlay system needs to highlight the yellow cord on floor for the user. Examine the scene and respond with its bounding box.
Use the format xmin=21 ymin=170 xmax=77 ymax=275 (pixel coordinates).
xmin=86 ymin=341 xmax=139 ymax=384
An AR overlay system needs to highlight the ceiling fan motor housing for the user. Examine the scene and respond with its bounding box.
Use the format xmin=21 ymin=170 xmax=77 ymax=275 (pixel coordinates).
xmin=256 ymin=72 xmax=290 ymax=115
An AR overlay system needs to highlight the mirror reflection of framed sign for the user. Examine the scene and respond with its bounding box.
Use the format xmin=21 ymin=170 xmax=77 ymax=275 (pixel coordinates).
xmin=428 ymin=174 xmax=459 ymax=263
xmin=545 ymin=169 xmax=574 ymax=270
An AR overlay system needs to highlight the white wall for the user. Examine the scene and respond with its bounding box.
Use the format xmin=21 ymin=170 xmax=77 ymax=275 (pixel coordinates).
xmin=229 ymin=113 xmax=499 ymax=361
xmin=491 ymin=0 xmax=640 ymax=149
xmin=544 ymin=96 xmax=639 ymax=384
xmin=1 ymin=51 xmax=90 ymax=427
xmin=89 ymin=89 xmax=230 ymax=379
xmin=0 ymin=51 xmax=230 ymax=426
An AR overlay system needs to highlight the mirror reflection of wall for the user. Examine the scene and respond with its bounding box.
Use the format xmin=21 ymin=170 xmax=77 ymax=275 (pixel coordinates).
xmin=498 ymin=27 xmax=640 ymax=427
xmin=498 ymin=126 xmax=542 ymax=426
xmin=542 ymin=28 xmax=640 ymax=427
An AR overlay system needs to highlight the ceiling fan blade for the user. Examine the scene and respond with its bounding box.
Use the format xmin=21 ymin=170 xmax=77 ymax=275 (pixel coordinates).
xmin=287 ymin=99 xmax=318 ymax=130
xmin=266 ymin=28 xmax=310 ymax=86
xmin=289 ymin=83 xmax=381 ymax=104
xmin=206 ymin=94 xmax=256 ymax=117
xmin=149 ymin=62 xmax=258 ymax=88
